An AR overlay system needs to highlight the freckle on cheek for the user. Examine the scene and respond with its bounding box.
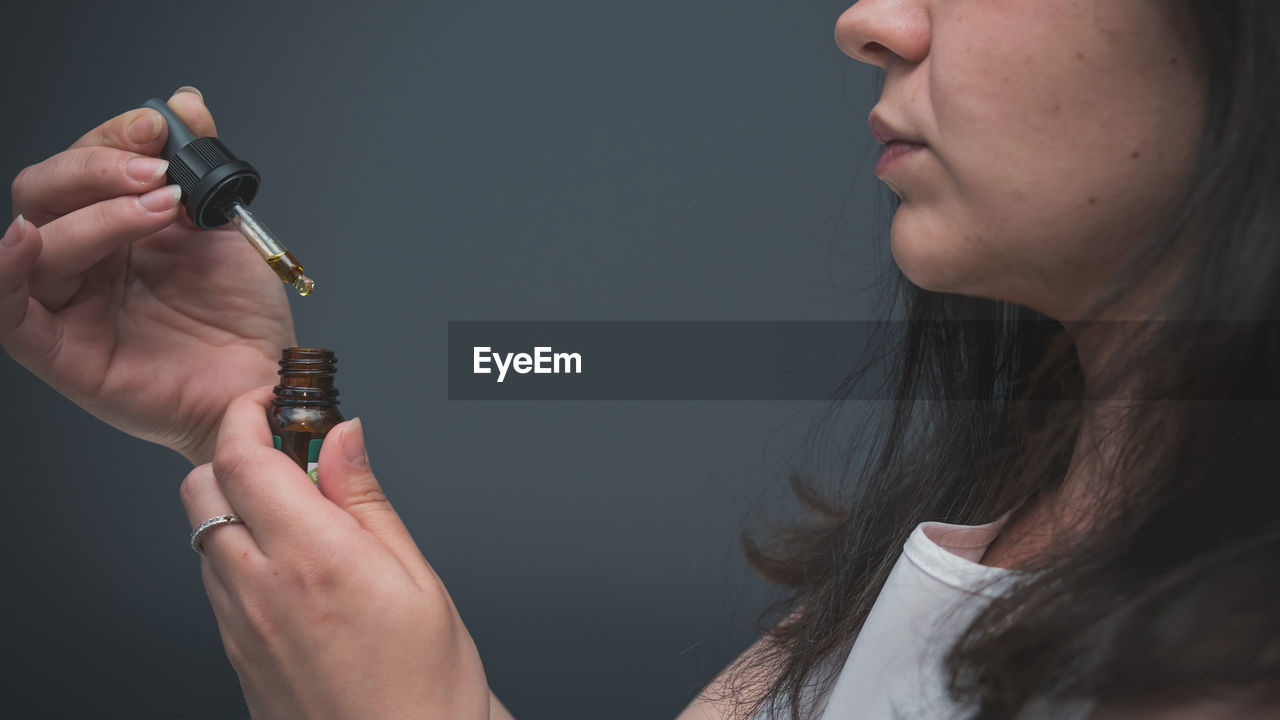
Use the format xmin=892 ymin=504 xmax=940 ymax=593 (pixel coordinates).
xmin=1132 ymin=151 xmax=1141 ymax=159
xmin=1077 ymin=51 xmax=1086 ymax=61
xmin=1089 ymin=197 xmax=1097 ymax=205
xmin=1171 ymin=56 xmax=1178 ymax=65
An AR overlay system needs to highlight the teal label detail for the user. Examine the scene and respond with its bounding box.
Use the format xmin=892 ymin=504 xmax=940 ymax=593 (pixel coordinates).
xmin=272 ymin=433 xmax=322 ymax=484
xmin=306 ymin=438 xmax=323 ymax=484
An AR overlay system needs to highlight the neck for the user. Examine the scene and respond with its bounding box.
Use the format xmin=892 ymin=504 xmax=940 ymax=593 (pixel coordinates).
xmin=981 ymin=304 xmax=1153 ymax=569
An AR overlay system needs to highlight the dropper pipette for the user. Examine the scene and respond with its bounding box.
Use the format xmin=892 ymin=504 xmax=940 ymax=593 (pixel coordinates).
xmin=142 ymin=97 xmax=314 ymax=296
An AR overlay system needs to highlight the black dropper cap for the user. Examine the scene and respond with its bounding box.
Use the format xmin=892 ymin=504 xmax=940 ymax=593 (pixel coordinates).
xmin=143 ymin=98 xmax=260 ymax=229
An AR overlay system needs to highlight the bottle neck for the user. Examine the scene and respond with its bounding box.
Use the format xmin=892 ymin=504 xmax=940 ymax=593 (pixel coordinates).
xmin=273 ymin=347 xmax=340 ymax=407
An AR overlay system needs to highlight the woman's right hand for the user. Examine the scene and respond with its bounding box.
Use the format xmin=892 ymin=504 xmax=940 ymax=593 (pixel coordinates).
xmin=2 ymin=87 xmax=297 ymax=466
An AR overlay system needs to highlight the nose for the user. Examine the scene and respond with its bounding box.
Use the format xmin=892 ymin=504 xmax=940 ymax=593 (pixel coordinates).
xmin=834 ymin=0 xmax=930 ymax=68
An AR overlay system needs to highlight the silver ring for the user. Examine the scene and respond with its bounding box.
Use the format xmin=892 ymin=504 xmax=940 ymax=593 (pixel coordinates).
xmin=190 ymin=514 xmax=244 ymax=556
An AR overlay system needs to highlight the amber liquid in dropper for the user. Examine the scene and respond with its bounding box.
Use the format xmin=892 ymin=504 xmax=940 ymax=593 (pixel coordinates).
xmin=266 ymin=252 xmax=316 ymax=296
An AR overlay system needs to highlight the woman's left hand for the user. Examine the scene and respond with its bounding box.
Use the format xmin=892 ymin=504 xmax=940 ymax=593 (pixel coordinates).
xmin=179 ymin=387 xmax=490 ymax=720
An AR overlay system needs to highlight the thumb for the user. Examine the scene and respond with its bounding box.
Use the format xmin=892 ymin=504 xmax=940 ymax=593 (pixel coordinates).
xmin=316 ymin=419 xmax=432 ymax=577
xmin=166 ymin=86 xmax=218 ymax=140
xmin=164 ymin=87 xmax=218 ymax=231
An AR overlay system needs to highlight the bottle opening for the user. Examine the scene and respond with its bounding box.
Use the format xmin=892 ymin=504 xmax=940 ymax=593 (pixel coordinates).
xmin=274 ymin=347 xmax=340 ymax=405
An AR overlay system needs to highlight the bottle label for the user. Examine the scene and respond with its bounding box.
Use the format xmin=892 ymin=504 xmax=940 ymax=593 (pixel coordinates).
xmin=272 ymin=434 xmax=325 ymax=484
xmin=306 ymin=439 xmax=324 ymax=483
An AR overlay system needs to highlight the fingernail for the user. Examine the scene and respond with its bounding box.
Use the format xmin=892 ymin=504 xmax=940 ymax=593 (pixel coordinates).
xmin=0 ymin=215 xmax=24 ymax=249
xmin=340 ymin=418 xmax=369 ymax=467
xmin=137 ymin=185 xmax=182 ymax=212
xmin=127 ymin=110 xmax=163 ymax=144
xmin=125 ymin=157 xmax=169 ymax=183
xmin=172 ymin=85 xmax=203 ymax=99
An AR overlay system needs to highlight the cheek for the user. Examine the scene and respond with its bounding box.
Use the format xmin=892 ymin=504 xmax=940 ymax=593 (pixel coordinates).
xmin=893 ymin=140 xmax=1180 ymax=311
xmin=931 ymin=6 xmax=1109 ymax=199
xmin=898 ymin=5 xmax=1202 ymax=311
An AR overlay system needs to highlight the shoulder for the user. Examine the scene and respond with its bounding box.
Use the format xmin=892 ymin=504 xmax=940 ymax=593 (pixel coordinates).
xmin=676 ymin=608 xmax=814 ymax=720
xmin=675 ymin=631 xmax=775 ymax=720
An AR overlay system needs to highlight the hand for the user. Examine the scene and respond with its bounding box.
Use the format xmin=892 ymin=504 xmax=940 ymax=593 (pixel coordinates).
xmin=179 ymin=387 xmax=491 ymax=720
xmin=2 ymin=87 xmax=295 ymax=465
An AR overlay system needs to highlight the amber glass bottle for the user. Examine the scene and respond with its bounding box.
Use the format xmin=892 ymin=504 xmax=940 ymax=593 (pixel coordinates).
xmin=267 ymin=347 xmax=343 ymax=482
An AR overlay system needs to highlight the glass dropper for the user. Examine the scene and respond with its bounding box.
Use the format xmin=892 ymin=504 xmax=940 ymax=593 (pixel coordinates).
xmin=141 ymin=96 xmax=315 ymax=297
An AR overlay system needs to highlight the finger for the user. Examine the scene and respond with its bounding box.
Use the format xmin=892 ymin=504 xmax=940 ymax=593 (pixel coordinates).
xmin=0 ymin=215 xmax=44 ymax=333
xmin=180 ymin=463 xmax=266 ymax=570
xmin=212 ymin=387 xmax=354 ymax=556
xmin=316 ymin=418 xmax=434 ymax=587
xmin=200 ymin=559 xmax=233 ymax=618
xmin=68 ymin=86 xmax=216 ymax=153
xmin=30 ymin=185 xmax=181 ymax=290
xmin=199 ymin=560 xmax=256 ymax=675
xmin=196 ymin=552 xmax=263 ymax=676
xmin=0 ymin=216 xmax=66 ymax=377
xmin=156 ymin=88 xmax=221 ymax=231
xmin=67 ymin=106 xmax=165 ymax=154
xmin=184 ymin=474 xmax=259 ymax=678
xmin=163 ymin=86 xmax=218 ymax=139
xmin=11 ymin=146 xmax=170 ymax=227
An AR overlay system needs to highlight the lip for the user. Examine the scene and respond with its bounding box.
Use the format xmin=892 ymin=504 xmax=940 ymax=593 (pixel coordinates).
xmin=876 ymin=141 xmax=926 ymax=175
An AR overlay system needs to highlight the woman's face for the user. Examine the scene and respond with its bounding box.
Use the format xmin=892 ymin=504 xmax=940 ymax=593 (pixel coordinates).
xmin=836 ymin=0 xmax=1205 ymax=321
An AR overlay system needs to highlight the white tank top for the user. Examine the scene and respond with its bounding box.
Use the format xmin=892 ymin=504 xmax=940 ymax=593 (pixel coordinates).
xmin=754 ymin=514 xmax=1091 ymax=719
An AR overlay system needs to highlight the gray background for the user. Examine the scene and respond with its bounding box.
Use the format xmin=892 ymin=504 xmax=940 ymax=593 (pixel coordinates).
xmin=0 ymin=1 xmax=889 ymax=717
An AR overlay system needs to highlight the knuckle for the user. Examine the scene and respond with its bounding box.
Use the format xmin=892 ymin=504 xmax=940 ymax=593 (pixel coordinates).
xmin=109 ymin=111 xmax=135 ymax=147
xmin=284 ymin=549 xmax=344 ymax=595
xmin=212 ymin=443 xmax=282 ymax=505
xmin=235 ymin=590 xmax=281 ymax=647
xmin=257 ymin=558 xmax=345 ymax=631
xmin=220 ymin=633 xmax=249 ymax=672
xmin=179 ymin=464 xmax=215 ymax=508
xmin=404 ymin=571 xmax=457 ymax=628
xmin=87 ymin=149 xmax=136 ymax=193
xmin=73 ymin=149 xmax=106 ymax=185
xmin=299 ymin=592 xmax=343 ymax=633
xmin=110 ymin=109 xmax=148 ymax=148
xmin=94 ymin=148 xmax=127 ymax=185
xmin=11 ymin=164 xmax=37 ymax=206
xmin=343 ymin=480 xmax=389 ymax=510
xmin=212 ymin=443 xmax=253 ymax=486
xmin=427 ymin=578 xmax=457 ymax=619
xmin=230 ymin=550 xmax=271 ymax=589
xmin=88 ymin=198 xmax=123 ymax=236
xmin=30 ymin=319 xmax=67 ymax=371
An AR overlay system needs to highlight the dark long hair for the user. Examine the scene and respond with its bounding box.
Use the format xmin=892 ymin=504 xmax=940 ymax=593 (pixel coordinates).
xmin=717 ymin=3 xmax=1280 ymax=718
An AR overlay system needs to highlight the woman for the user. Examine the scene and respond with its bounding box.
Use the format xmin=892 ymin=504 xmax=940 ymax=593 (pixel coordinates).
xmin=2 ymin=1 xmax=1276 ymax=719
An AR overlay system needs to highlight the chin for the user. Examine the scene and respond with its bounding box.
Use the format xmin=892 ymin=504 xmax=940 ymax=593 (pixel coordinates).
xmin=890 ymin=212 xmax=971 ymax=294
xmin=887 ymin=210 xmax=1025 ymax=307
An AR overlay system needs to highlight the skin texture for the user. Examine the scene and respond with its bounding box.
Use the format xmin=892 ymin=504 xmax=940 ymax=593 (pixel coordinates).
xmin=835 ymin=0 xmax=1207 ymax=571
xmin=2 ymin=91 xmax=515 ymax=717
xmin=2 ymin=89 xmax=294 ymax=465
xmin=681 ymin=4 xmax=1210 ymax=716
xmin=837 ymin=0 xmax=1205 ymax=323
xmin=179 ymin=388 xmax=491 ymax=720
xmin=2 ymin=2 xmax=1217 ymax=717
